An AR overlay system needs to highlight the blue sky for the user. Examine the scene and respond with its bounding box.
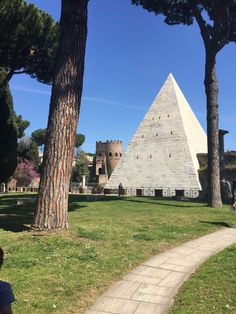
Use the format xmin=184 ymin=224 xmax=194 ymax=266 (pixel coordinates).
xmin=10 ymin=0 xmax=236 ymax=153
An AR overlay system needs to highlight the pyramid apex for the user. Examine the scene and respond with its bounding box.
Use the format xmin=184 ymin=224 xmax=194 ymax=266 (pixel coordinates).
xmin=167 ymin=73 xmax=176 ymax=81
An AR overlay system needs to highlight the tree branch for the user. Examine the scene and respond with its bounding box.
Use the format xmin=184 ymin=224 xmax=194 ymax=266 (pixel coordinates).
xmin=193 ymin=6 xmax=210 ymax=48
xmin=0 ymin=69 xmax=14 ymax=95
xmin=13 ymin=70 xmax=29 ymax=75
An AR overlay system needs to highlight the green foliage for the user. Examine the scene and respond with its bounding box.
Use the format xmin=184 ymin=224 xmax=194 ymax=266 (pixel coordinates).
xmin=72 ymin=151 xmax=89 ymax=183
xmin=75 ymin=133 xmax=85 ymax=148
xmin=132 ymin=0 xmax=236 ymax=44
xmin=15 ymin=115 xmax=30 ymax=139
xmin=31 ymin=128 xmax=47 ymax=152
xmin=0 ymin=68 xmax=17 ymax=182
xmin=0 ymin=0 xmax=59 ymax=85
xmin=31 ymin=129 xmax=85 ymax=153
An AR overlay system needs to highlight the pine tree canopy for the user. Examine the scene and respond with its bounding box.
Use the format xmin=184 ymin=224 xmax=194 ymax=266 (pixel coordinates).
xmin=0 ymin=0 xmax=59 ymax=85
xmin=132 ymin=1 xmax=236 ymax=47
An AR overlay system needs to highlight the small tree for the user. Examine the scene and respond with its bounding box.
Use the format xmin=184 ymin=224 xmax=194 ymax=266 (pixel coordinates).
xmin=13 ymin=158 xmax=39 ymax=187
xmin=15 ymin=115 xmax=30 ymax=139
xmin=31 ymin=128 xmax=47 ymax=153
xmin=72 ymin=151 xmax=89 ymax=183
xmin=74 ymin=133 xmax=85 ymax=156
xmin=132 ymin=0 xmax=236 ymax=207
xmin=0 ymin=68 xmax=17 ymax=184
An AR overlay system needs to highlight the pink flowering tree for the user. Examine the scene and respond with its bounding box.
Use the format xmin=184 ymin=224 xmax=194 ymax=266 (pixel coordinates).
xmin=13 ymin=158 xmax=39 ymax=187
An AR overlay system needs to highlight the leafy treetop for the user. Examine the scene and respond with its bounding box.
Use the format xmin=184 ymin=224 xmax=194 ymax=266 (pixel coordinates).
xmin=0 ymin=0 xmax=59 ymax=85
xmin=132 ymin=0 xmax=236 ymax=50
xmin=15 ymin=114 xmax=30 ymax=139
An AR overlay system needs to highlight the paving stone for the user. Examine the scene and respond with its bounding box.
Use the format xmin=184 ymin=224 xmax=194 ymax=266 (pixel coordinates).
xmin=85 ymin=311 xmax=111 ymax=314
xmin=131 ymin=291 xmax=170 ymax=304
xmin=185 ymin=249 xmax=214 ymax=262
xmin=123 ymin=273 xmax=162 ymax=285
xmin=90 ymin=296 xmax=139 ymax=314
xmin=131 ymin=265 xmax=171 ymax=279
xmin=136 ymin=283 xmax=174 ymax=297
xmin=158 ymin=271 xmax=189 ymax=288
xmin=142 ymin=255 xmax=170 ymax=268
xmin=158 ymin=262 xmax=194 ymax=273
xmin=161 ymin=247 xmax=195 ymax=258
xmin=166 ymin=257 xmax=196 ymax=267
xmin=134 ymin=301 xmax=172 ymax=314
xmin=103 ymin=280 xmax=141 ymax=299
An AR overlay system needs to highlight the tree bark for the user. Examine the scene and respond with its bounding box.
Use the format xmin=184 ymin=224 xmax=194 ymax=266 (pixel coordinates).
xmin=33 ymin=0 xmax=88 ymax=229
xmin=204 ymin=52 xmax=222 ymax=208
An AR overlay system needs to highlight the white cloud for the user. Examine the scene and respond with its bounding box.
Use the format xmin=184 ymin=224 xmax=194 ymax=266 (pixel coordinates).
xmin=82 ymin=96 xmax=146 ymax=110
xmin=11 ymin=85 xmax=146 ymax=110
xmin=11 ymin=84 xmax=51 ymax=95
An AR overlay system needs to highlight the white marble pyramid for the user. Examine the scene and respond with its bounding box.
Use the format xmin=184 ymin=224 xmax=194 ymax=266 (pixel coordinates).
xmin=105 ymin=74 xmax=207 ymax=197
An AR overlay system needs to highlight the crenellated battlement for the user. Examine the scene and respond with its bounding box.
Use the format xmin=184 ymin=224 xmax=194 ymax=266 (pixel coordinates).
xmin=96 ymin=140 xmax=122 ymax=144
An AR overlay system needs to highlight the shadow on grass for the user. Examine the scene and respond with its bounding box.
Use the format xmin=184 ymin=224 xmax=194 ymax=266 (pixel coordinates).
xmin=199 ymin=221 xmax=234 ymax=228
xmin=126 ymin=197 xmax=208 ymax=208
xmin=68 ymin=194 xmax=123 ymax=203
xmin=0 ymin=202 xmax=34 ymax=232
xmin=0 ymin=194 xmax=88 ymax=232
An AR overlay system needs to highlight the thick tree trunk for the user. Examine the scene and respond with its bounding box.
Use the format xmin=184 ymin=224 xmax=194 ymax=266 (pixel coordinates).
xmin=33 ymin=0 xmax=88 ymax=229
xmin=204 ymin=52 xmax=222 ymax=208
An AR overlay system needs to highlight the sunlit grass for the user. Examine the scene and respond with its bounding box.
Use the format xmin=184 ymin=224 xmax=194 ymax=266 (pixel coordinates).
xmin=0 ymin=193 xmax=235 ymax=313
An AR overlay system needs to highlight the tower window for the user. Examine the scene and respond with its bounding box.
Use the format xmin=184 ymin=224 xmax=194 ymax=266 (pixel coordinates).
xmin=171 ymin=131 xmax=173 ymax=135
xmin=150 ymin=154 xmax=152 ymax=158
xmin=169 ymin=153 xmax=172 ymax=158
xmin=109 ymin=152 xmax=112 ymax=157
xmin=120 ymin=153 xmax=122 ymax=157
xmin=115 ymin=152 xmax=118 ymax=157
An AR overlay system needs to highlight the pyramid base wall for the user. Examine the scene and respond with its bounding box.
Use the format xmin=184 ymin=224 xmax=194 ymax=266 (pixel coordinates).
xmin=104 ymin=187 xmax=200 ymax=198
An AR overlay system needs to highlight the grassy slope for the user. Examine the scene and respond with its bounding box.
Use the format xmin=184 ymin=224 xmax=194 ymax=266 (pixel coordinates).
xmin=0 ymin=193 xmax=235 ymax=313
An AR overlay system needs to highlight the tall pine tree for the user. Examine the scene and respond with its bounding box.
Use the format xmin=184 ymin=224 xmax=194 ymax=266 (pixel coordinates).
xmin=33 ymin=0 xmax=89 ymax=230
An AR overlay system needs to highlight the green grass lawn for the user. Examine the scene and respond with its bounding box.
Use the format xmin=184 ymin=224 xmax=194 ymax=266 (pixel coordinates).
xmin=169 ymin=244 xmax=236 ymax=314
xmin=0 ymin=193 xmax=236 ymax=314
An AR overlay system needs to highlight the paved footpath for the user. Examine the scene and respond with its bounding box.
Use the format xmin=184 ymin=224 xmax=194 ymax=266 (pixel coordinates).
xmin=86 ymin=228 xmax=236 ymax=314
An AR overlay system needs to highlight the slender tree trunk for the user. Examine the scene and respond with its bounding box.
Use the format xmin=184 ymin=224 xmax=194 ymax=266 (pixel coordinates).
xmin=33 ymin=0 xmax=88 ymax=229
xmin=204 ymin=52 xmax=222 ymax=208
